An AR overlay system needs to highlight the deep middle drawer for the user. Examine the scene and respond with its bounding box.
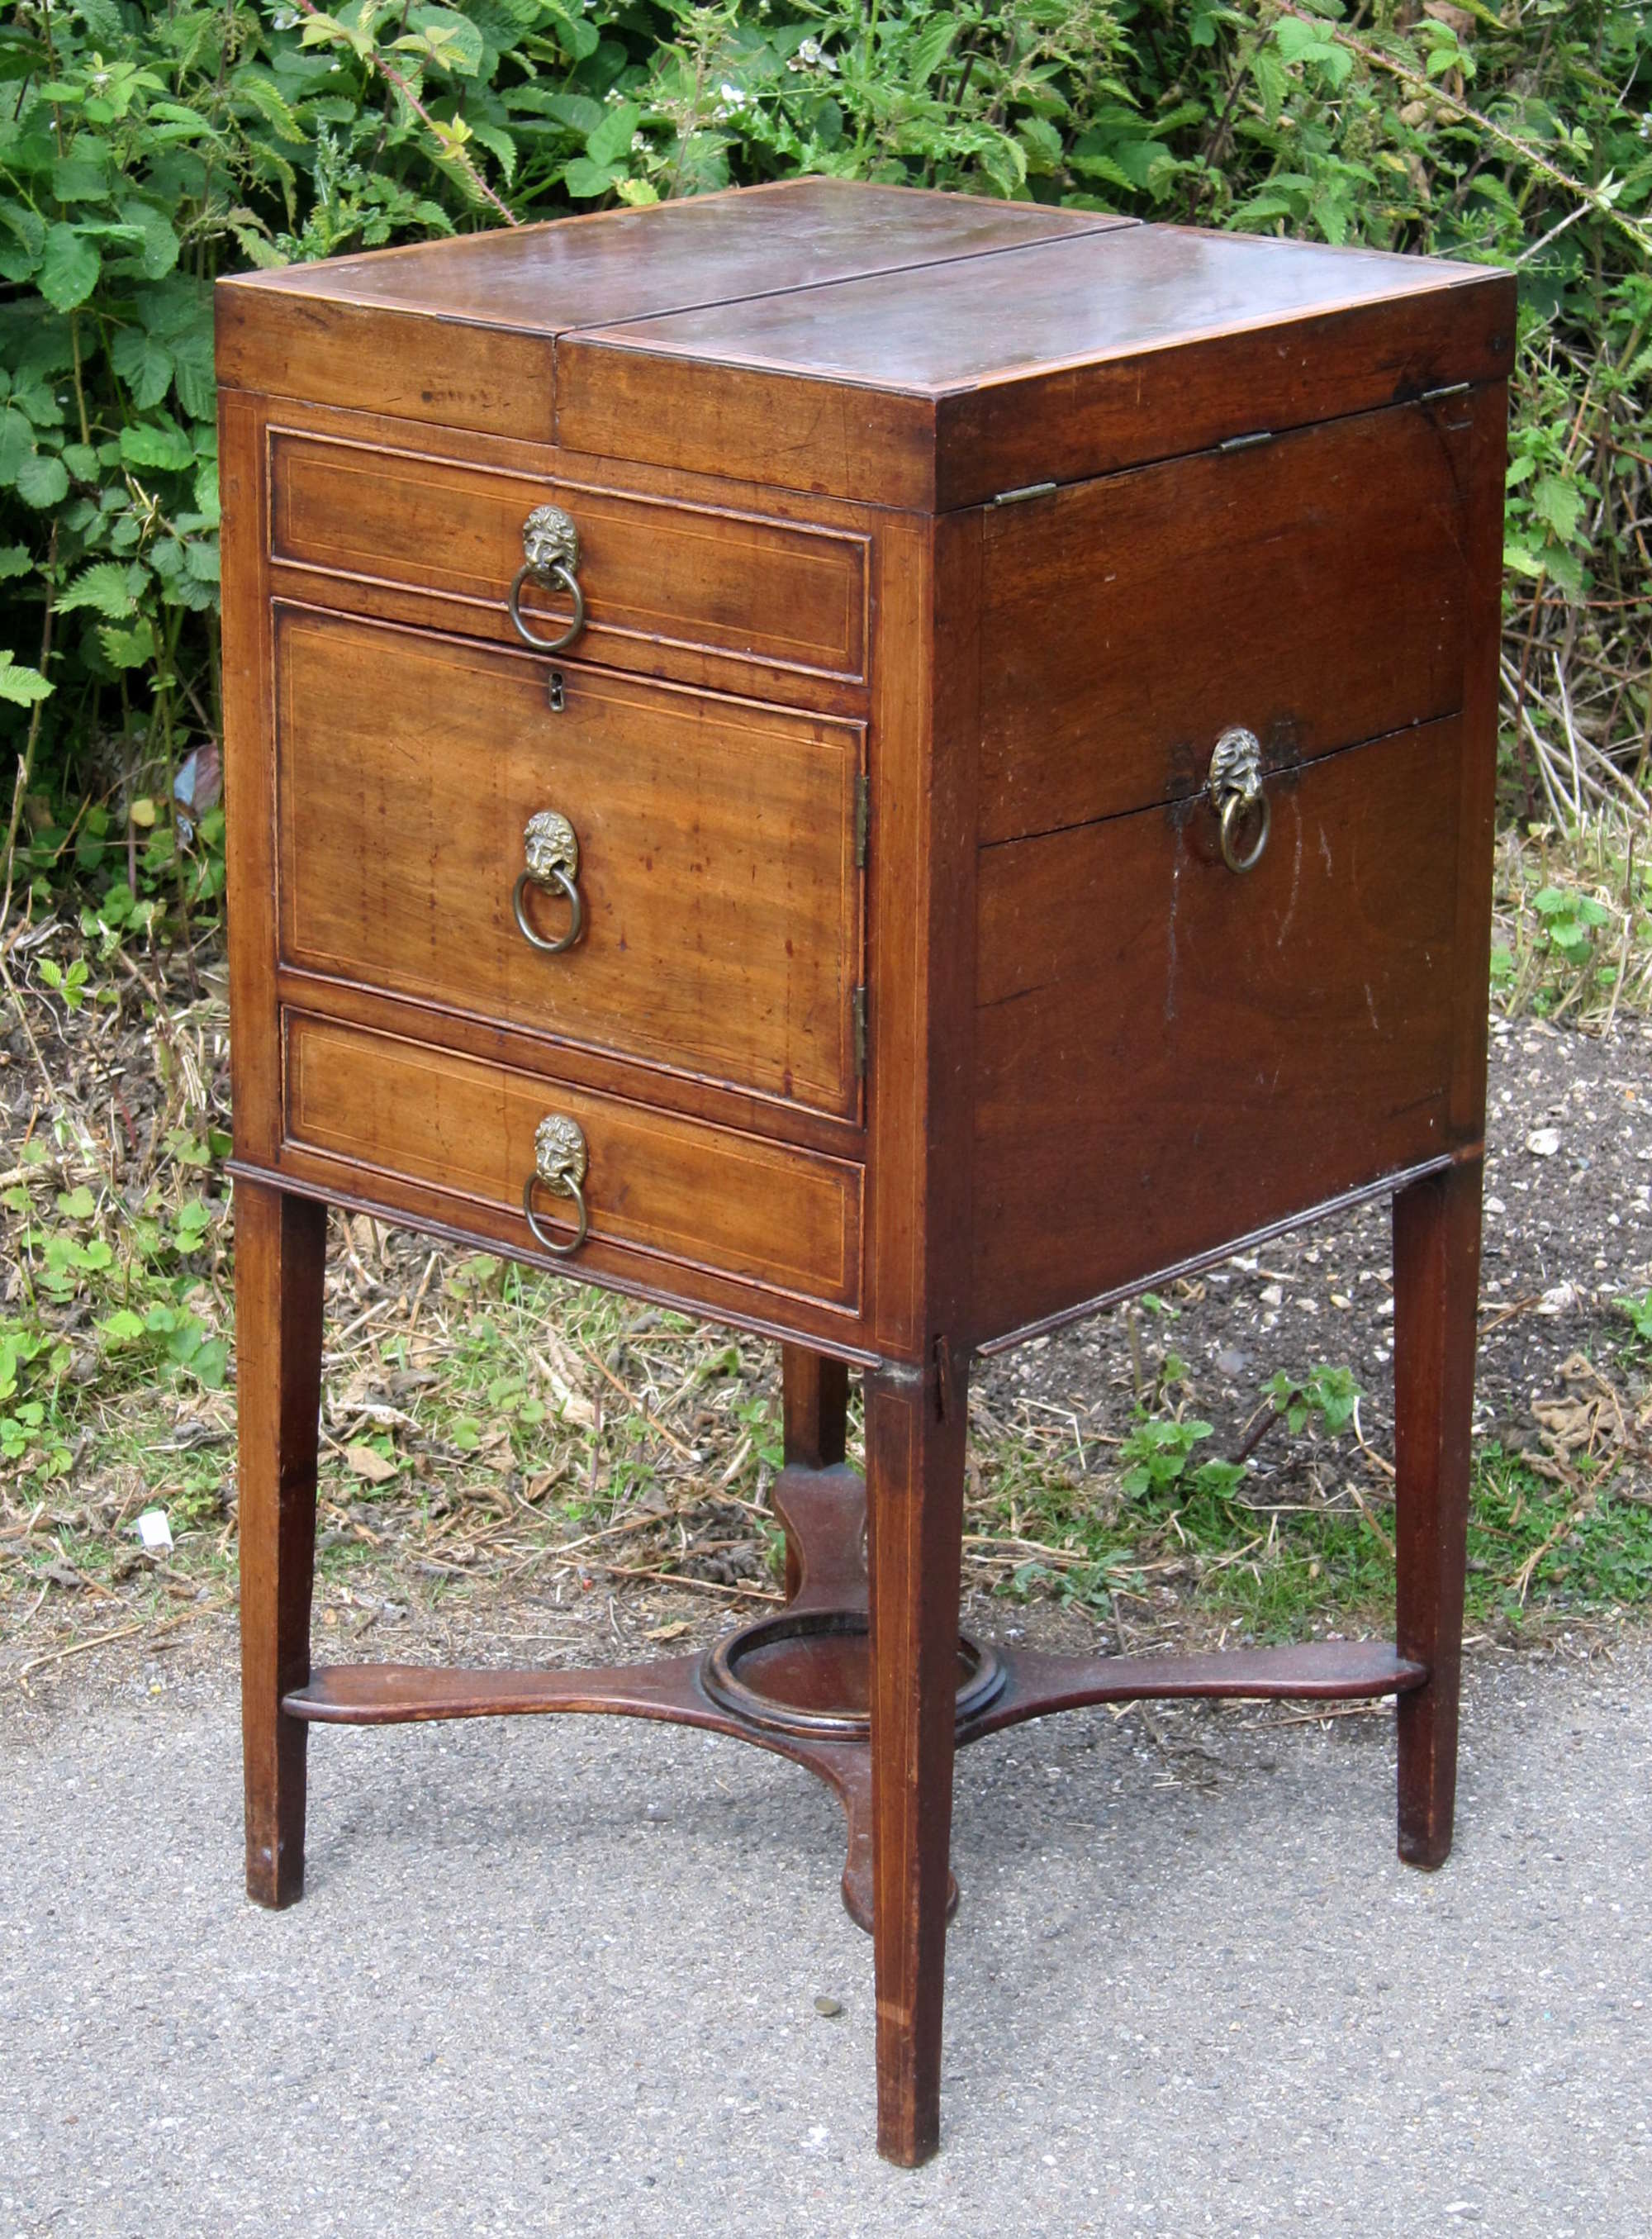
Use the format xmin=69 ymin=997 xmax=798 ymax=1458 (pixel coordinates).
xmin=273 ymin=606 xmax=866 ymax=1124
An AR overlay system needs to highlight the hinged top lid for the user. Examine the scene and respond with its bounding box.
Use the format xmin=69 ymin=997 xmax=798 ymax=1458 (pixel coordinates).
xmin=216 ymin=178 xmax=1512 ymax=511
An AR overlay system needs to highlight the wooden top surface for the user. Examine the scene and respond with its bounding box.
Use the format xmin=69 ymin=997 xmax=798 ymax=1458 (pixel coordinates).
xmin=569 ymin=220 xmax=1493 ymax=396
xmin=222 ymin=178 xmax=1123 ymax=333
xmin=217 ymin=179 xmax=1513 ymax=508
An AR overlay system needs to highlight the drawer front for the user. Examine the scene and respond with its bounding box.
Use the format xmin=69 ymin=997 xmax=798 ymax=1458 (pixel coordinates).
xmin=268 ymin=429 xmax=869 ymax=691
xmin=973 ymin=715 xmax=1469 ymax=1341
xmin=275 ymin=608 xmax=864 ymax=1122
xmin=979 ymin=399 xmax=1472 ymax=844
xmin=283 ymin=1011 xmax=863 ymax=1313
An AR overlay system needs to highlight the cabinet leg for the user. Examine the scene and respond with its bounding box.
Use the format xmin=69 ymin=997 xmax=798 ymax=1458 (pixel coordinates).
xmin=864 ymin=1352 xmax=968 ymax=2167
xmin=235 ymin=1180 xmax=328 ymax=1909
xmin=780 ymin=1345 xmax=851 ymax=1598
xmin=1393 ymin=1158 xmax=1482 ymax=1871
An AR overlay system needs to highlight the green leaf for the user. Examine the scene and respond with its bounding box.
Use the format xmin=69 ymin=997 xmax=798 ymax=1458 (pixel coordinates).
xmin=1531 ymin=473 xmax=1584 ymax=544
xmin=116 ymin=198 xmax=181 ymax=281
xmin=0 ymin=544 xmax=33 ymax=581
xmin=56 ymin=1185 xmax=96 ymax=1219
xmin=111 ymin=329 xmax=173 ymax=411
xmin=0 ymin=652 xmax=53 ymax=706
xmin=99 ymin=617 xmax=157 ymax=669
xmin=563 ymin=155 xmax=621 ymax=198
xmin=39 ymin=223 xmax=101 ymax=311
xmin=98 ymin=1309 xmax=147 ymax=1342
xmin=57 ymin=560 xmax=145 ymax=619
xmin=120 ymin=421 xmax=195 ymax=473
xmin=15 ymin=451 xmax=69 ymax=507
xmin=402 ymin=6 xmax=486 ymax=75
xmin=586 ymin=100 xmax=642 ymax=169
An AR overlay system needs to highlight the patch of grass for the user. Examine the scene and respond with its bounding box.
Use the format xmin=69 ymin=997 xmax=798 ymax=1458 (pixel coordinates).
xmin=1492 ymin=818 xmax=1652 ymax=1029
xmin=966 ymin=1388 xmax=1652 ymax=1645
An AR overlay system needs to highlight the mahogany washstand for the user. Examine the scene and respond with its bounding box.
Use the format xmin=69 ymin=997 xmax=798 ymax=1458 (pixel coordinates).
xmin=216 ymin=180 xmax=1511 ymax=2165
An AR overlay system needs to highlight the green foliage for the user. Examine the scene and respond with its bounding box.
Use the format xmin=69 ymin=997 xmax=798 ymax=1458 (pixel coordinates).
xmin=0 ymin=1108 xmax=231 ymax=1484
xmin=3 ymin=0 xmax=1649 ymax=938
xmin=1262 ymin=1362 xmax=1361 ymax=1438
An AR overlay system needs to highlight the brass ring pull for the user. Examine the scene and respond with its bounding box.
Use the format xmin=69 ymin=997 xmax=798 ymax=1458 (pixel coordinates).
xmin=507 ymin=504 xmax=586 ymax=654
xmin=522 ymin=1115 xmax=589 ymax=1257
xmin=512 ymin=811 xmax=583 ymax=953
xmin=1218 ymin=787 xmax=1270 ymax=874
xmin=1208 ymin=726 xmax=1270 ymax=874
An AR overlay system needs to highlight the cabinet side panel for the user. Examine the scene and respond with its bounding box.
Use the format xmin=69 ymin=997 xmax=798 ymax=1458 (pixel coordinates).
xmin=971 ymin=720 xmax=1465 ymax=1341
xmin=220 ymin=387 xmax=282 ymax=1168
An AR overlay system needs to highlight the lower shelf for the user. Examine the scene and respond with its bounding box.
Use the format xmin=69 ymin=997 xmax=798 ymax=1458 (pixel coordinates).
xmin=281 ymin=1462 xmax=1426 ymax=1932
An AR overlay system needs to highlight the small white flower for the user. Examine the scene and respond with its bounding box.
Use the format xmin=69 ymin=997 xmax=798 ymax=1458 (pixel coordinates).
xmin=788 ymin=37 xmax=838 ymax=74
xmin=272 ymin=6 xmax=300 ymax=26
xmin=630 ymin=131 xmax=648 ymax=153
xmin=719 ymin=79 xmax=749 ymax=108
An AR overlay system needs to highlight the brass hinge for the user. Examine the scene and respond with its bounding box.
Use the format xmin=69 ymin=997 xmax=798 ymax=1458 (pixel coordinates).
xmin=852 ymin=986 xmax=867 ymax=1077
xmin=853 ymin=773 xmax=870 ymax=868
xmin=990 ymin=479 xmax=1057 ymax=507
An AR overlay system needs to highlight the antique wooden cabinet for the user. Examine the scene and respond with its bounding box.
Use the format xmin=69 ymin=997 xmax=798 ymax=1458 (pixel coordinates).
xmin=216 ymin=179 xmax=1511 ymax=2165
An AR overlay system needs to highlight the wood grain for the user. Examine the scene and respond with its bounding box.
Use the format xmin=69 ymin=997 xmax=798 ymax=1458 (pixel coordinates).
xmin=269 ymin=428 xmax=870 ymax=687
xmin=235 ymin=1178 xmax=327 ymax=1909
xmin=973 ymin=717 xmax=1467 ymax=1340
xmin=274 ymin=606 xmax=864 ymax=1120
xmin=562 ymin=229 xmax=1512 ymax=506
xmin=1393 ymin=1157 xmax=1483 ymax=1869
xmin=865 ymin=1357 xmax=969 ymax=2168
xmin=282 ymin=1010 xmax=864 ymax=1313
xmin=218 ymin=179 xmax=1122 ymax=444
xmin=979 ymin=399 xmax=1470 ymax=843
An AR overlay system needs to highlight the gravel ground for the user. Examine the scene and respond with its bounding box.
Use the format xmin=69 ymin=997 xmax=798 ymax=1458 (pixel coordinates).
xmin=4 ymin=1628 xmax=1650 ymax=2237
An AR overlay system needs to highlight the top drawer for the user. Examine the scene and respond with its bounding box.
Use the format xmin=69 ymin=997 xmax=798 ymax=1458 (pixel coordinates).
xmin=979 ymin=397 xmax=1473 ymax=843
xmin=266 ymin=428 xmax=871 ymax=699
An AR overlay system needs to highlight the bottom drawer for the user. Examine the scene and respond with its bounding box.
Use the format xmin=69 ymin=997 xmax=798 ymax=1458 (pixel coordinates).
xmin=281 ymin=1011 xmax=863 ymax=1314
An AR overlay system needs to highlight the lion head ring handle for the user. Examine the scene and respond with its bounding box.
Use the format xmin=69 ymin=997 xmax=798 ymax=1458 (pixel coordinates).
xmin=523 ymin=1115 xmax=589 ymax=1257
xmin=511 ymin=811 xmax=583 ymax=954
xmin=1207 ymin=726 xmax=1270 ymax=874
xmin=506 ymin=504 xmax=586 ymax=654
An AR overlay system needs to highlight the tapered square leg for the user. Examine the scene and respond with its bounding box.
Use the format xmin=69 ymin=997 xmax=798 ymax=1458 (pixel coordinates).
xmin=864 ymin=1351 xmax=968 ymax=2167
xmin=1393 ymin=1158 xmax=1482 ymax=1870
xmin=235 ymin=1180 xmax=328 ymax=1909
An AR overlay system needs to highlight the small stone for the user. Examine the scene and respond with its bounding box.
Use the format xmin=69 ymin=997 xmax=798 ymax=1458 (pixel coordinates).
xmin=814 ymin=1995 xmax=843 ymax=2018
xmin=1526 ymin=1127 xmax=1561 ymax=1157
xmin=1215 ymin=1348 xmax=1248 ymax=1376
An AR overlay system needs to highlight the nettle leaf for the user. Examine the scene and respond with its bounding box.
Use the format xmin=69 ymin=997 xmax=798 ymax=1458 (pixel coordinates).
xmin=57 ymin=559 xmax=146 ymax=619
xmin=99 ymin=616 xmax=157 ymax=668
xmin=1531 ymin=473 xmax=1584 ymax=543
xmin=15 ymin=449 xmax=69 ymax=507
xmin=0 ymin=651 xmax=53 ymax=706
xmin=908 ymin=13 xmax=959 ymax=85
xmin=39 ymin=222 xmax=101 ymax=311
xmin=0 ymin=544 xmax=33 ymax=580
xmin=111 ymin=327 xmax=173 ymax=410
